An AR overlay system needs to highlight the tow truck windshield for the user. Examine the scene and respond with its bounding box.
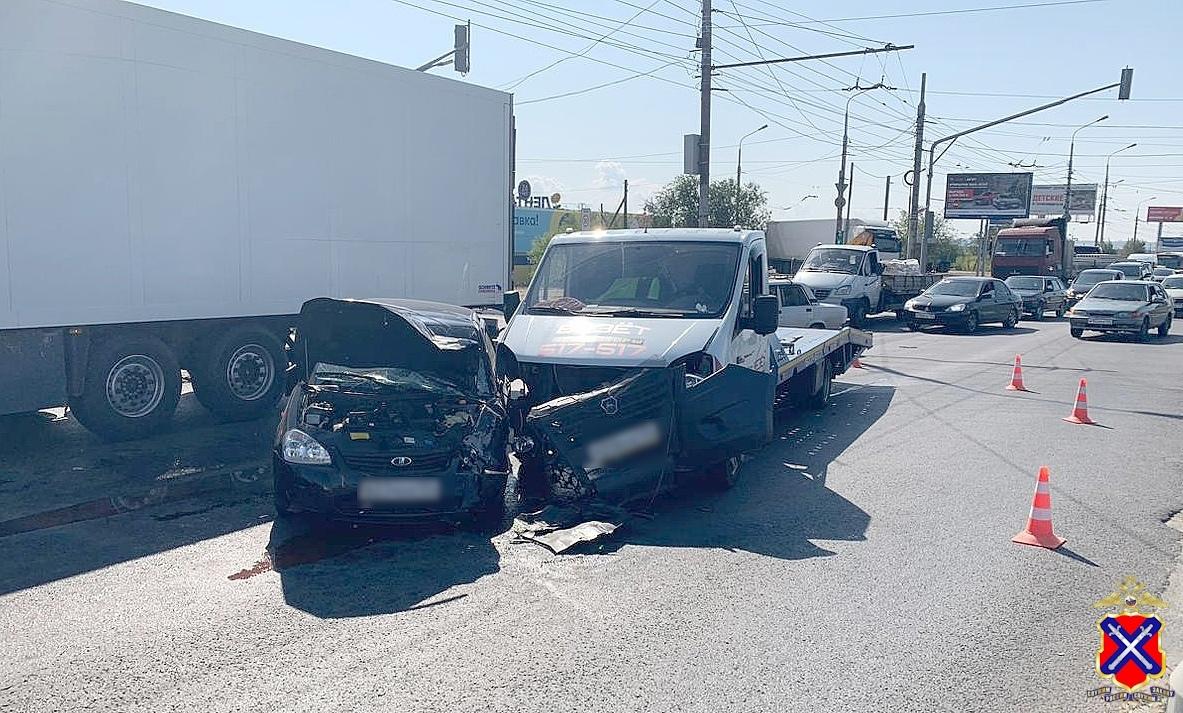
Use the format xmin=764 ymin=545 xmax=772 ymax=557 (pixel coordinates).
xmin=524 ymin=241 xmax=742 ymax=318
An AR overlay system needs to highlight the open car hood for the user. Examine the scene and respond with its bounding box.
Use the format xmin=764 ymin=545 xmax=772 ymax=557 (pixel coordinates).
xmin=296 ymin=298 xmax=485 ymax=388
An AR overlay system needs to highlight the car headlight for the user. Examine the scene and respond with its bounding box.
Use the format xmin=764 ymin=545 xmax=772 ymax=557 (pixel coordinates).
xmin=904 ymin=299 xmax=916 ymax=310
xmin=282 ymin=428 xmax=331 ymax=465
xmin=1114 ymin=312 xmax=1132 ymax=319
xmin=948 ymin=303 xmax=966 ymax=312
xmin=833 ymin=285 xmax=852 ymax=296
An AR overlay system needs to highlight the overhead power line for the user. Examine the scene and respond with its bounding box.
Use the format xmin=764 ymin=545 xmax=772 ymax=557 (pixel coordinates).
xmin=740 ymin=0 xmax=1111 ymax=26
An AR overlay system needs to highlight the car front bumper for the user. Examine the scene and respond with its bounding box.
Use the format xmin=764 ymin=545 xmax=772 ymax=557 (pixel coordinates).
xmin=1068 ymin=316 xmax=1143 ymax=333
xmin=274 ymin=454 xmax=505 ymax=523
xmin=904 ymin=308 xmax=972 ymax=326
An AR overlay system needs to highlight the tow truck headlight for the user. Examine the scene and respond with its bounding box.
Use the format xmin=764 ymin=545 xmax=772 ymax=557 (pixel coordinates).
xmin=948 ymin=303 xmax=967 ymax=312
xmin=282 ymin=429 xmax=331 ymax=465
xmin=833 ymin=285 xmax=852 ymax=296
xmin=679 ymin=351 xmax=720 ymax=388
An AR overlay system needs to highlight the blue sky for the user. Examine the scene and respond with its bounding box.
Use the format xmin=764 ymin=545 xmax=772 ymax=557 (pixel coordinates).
xmin=138 ymin=0 xmax=1183 ymax=244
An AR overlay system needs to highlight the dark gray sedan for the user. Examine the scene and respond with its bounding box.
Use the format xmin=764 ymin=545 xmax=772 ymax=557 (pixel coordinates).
xmin=1004 ymin=275 xmax=1068 ymax=320
xmin=1067 ymin=281 xmax=1174 ymax=341
xmin=904 ymin=277 xmax=1023 ymax=333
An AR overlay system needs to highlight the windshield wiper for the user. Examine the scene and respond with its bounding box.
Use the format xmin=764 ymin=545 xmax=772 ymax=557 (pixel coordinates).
xmin=583 ymin=307 xmax=690 ymax=318
xmin=526 ymin=304 xmax=582 ymax=315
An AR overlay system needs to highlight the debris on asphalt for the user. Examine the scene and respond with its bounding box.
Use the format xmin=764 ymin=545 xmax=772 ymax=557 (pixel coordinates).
xmin=512 ymin=502 xmax=628 ymax=554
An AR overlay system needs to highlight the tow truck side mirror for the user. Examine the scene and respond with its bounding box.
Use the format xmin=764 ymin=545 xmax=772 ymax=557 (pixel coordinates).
xmin=503 ymin=291 xmax=521 ymax=320
xmin=752 ymin=294 xmax=779 ymax=335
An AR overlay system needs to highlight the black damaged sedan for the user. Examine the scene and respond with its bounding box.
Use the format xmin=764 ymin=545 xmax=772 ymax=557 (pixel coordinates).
xmin=273 ymin=298 xmax=509 ymax=526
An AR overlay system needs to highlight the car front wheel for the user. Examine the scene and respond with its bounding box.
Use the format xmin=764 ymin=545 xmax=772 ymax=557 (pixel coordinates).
xmin=1003 ymin=310 xmax=1019 ymax=329
xmin=962 ymin=311 xmax=978 ymax=333
xmin=1158 ymin=313 xmax=1173 ymax=337
xmin=1137 ymin=318 xmax=1151 ymax=342
xmin=1070 ymin=327 xmax=1084 ymax=339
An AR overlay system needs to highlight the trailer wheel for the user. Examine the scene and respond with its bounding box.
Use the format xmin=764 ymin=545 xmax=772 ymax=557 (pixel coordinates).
xmin=191 ymin=327 xmax=286 ymax=421
xmin=70 ymin=335 xmax=181 ymax=441
xmin=807 ymin=358 xmax=834 ymax=410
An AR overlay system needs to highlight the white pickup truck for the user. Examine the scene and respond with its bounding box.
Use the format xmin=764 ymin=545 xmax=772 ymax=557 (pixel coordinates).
xmin=792 ymin=244 xmax=943 ymax=325
xmin=498 ymin=228 xmax=871 ymax=504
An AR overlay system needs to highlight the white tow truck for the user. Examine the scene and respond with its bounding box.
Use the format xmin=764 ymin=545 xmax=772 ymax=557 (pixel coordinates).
xmin=498 ymin=228 xmax=871 ymax=502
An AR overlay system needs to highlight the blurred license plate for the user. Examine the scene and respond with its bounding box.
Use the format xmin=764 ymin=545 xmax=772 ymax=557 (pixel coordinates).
xmin=1089 ymin=318 xmax=1114 ymax=326
xmin=915 ymin=312 xmax=935 ymax=320
xmin=584 ymin=420 xmax=663 ymax=470
xmin=357 ymin=477 xmax=441 ymax=504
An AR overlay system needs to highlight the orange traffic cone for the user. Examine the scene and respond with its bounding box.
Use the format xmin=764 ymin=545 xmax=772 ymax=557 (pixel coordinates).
xmin=852 ymin=356 xmax=864 ymax=369
xmin=1005 ymin=355 xmax=1029 ymax=391
xmin=1012 ymin=466 xmax=1066 ymax=550
xmin=1062 ymin=378 xmax=1094 ymax=425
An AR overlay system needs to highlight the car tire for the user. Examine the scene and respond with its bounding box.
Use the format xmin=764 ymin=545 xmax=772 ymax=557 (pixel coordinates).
xmin=1056 ymin=304 xmax=1067 ymax=319
xmin=962 ymin=311 xmax=979 ymax=333
xmin=1032 ymin=302 xmax=1045 ymax=321
xmin=1138 ymin=317 xmax=1151 ymax=342
xmin=273 ymin=469 xmax=295 ymax=517
xmin=1070 ymin=327 xmax=1084 ymax=339
xmin=1158 ymin=313 xmax=1172 ymax=337
xmin=466 ymin=474 xmax=509 ymax=533
xmin=69 ymin=335 xmax=182 ymax=441
xmin=809 ymin=322 xmax=827 ymax=329
xmin=849 ymin=300 xmax=868 ymax=327
xmin=1003 ymin=310 xmax=1019 ymax=329
xmin=703 ymin=456 xmax=742 ymax=490
xmin=191 ymin=326 xmax=286 ymax=421
xmin=807 ymin=358 xmax=834 ymax=410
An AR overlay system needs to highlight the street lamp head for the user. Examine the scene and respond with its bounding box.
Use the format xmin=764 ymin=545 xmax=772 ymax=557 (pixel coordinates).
xmin=757 ymin=124 xmax=768 ymax=131
xmin=1098 ymin=114 xmax=1109 ymax=122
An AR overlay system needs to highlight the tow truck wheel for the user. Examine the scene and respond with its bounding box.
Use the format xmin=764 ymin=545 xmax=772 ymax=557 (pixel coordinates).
xmin=704 ymin=456 xmax=742 ymax=490
xmin=807 ymin=358 xmax=834 ymax=410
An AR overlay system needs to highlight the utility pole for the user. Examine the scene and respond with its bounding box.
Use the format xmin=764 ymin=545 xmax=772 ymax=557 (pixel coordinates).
xmin=697 ymin=0 xmax=712 ymax=228
xmin=835 ymin=111 xmax=850 ymax=243
xmin=1064 ymin=115 xmax=1108 ymax=222
xmin=907 ymin=73 xmax=926 ymax=258
xmin=883 ymin=175 xmax=891 ymax=221
xmin=622 ymin=180 xmax=629 ymax=228
xmin=1096 ymin=143 xmax=1136 ymax=247
xmin=844 ymin=163 xmax=855 ymax=240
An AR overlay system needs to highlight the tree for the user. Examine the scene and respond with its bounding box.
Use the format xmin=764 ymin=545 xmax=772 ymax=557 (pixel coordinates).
xmin=1119 ymin=238 xmax=1147 ymax=258
xmin=890 ymin=210 xmax=969 ymax=269
xmin=644 ymin=174 xmax=771 ymax=229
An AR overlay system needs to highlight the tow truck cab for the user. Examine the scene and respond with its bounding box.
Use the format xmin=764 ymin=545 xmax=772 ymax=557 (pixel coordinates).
xmin=498 ymin=229 xmax=781 ymax=503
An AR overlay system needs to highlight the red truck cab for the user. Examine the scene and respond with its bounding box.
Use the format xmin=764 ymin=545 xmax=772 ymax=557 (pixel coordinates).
xmin=992 ymin=218 xmax=1070 ymax=280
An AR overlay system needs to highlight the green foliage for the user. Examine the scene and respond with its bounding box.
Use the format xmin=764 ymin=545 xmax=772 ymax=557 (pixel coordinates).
xmin=890 ymin=209 xmax=970 ymax=269
xmin=644 ymin=174 xmax=771 ymax=229
xmin=527 ymin=234 xmax=551 ymax=265
xmin=1118 ymin=238 xmax=1147 ymax=258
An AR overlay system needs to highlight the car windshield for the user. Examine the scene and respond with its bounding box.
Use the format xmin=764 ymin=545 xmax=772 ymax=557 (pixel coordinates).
xmin=1159 ymin=276 xmax=1183 ymax=289
xmin=524 ymin=240 xmax=741 ymax=317
xmin=309 ymin=362 xmax=472 ymax=396
xmin=1087 ymin=283 xmax=1150 ymax=301
xmin=1111 ymin=263 xmax=1144 ymax=277
xmin=800 ymin=248 xmax=862 ymax=274
xmin=1005 ymin=277 xmax=1044 ymax=290
xmin=1159 ymin=254 xmax=1182 ymax=269
xmin=927 ymin=279 xmax=981 ymax=297
xmin=1073 ymin=271 xmax=1117 ymax=288
xmin=995 ymin=238 xmax=1047 ymax=255
xmin=1152 ymin=267 xmax=1173 ymax=277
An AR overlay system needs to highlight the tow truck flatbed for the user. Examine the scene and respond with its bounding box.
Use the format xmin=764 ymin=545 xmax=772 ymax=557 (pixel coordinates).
xmin=772 ymin=326 xmax=872 ymax=385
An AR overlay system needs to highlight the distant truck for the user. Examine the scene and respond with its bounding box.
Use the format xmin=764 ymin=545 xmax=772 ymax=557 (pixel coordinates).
xmin=1072 ymin=245 xmax=1118 ymax=274
xmin=765 ymin=218 xmax=901 ymax=274
xmin=992 ymin=217 xmax=1073 ymax=280
xmin=792 ymin=245 xmax=942 ymax=326
xmin=0 ymin=0 xmax=513 ymax=439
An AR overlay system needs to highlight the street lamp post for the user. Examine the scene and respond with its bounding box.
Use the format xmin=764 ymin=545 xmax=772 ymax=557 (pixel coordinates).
xmin=1133 ymin=195 xmax=1157 ymax=243
xmin=1063 ymin=115 xmax=1108 ymax=221
xmin=835 ymin=83 xmax=889 ymax=244
xmin=920 ymin=69 xmax=1134 ymax=270
xmin=1095 ymin=143 xmax=1136 ymax=246
xmin=735 ymin=124 xmax=768 ymax=226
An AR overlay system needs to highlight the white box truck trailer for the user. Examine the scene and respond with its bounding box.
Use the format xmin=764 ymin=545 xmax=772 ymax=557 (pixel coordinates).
xmin=0 ymin=0 xmax=513 ymax=439
xmin=766 ymin=218 xmax=901 ymax=274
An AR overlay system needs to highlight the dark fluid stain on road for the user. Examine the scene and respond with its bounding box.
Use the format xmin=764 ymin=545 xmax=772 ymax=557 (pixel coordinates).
xmin=227 ymin=524 xmax=447 ymax=580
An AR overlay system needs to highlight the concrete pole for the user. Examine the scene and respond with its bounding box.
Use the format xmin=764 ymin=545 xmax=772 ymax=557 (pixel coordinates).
xmin=835 ymin=110 xmax=850 ymax=243
xmin=906 ymin=73 xmax=926 ymax=258
xmin=697 ymin=0 xmax=712 ymax=228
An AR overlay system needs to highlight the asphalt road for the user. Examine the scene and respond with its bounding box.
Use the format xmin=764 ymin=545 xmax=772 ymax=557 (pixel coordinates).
xmin=2 ymin=317 xmax=1181 ymax=712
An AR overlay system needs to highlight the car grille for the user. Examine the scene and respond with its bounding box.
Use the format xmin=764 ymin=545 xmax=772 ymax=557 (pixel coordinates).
xmin=811 ymin=289 xmax=831 ymax=300
xmin=915 ymin=304 xmax=944 ymax=313
xmin=340 ymin=450 xmax=453 ymax=474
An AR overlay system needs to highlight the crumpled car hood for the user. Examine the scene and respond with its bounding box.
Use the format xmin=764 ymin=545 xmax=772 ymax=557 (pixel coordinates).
xmin=792 ymin=271 xmax=853 ymax=292
xmin=500 ymin=314 xmax=721 ymax=367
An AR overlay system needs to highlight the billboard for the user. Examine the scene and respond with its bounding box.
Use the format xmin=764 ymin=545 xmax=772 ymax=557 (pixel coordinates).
xmin=1160 ymin=236 xmax=1183 ymax=251
xmin=1030 ymin=184 xmax=1098 ymax=216
xmin=1147 ymin=206 xmax=1183 ymax=223
xmin=943 ymin=173 xmax=1033 ymax=219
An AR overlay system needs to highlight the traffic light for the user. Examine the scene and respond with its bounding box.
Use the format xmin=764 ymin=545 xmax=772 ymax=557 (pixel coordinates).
xmin=1118 ymin=67 xmax=1133 ymax=100
xmin=454 ymin=23 xmax=470 ymax=74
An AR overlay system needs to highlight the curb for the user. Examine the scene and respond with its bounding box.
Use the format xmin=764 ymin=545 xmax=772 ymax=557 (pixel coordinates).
xmin=0 ymin=462 xmax=271 ymax=538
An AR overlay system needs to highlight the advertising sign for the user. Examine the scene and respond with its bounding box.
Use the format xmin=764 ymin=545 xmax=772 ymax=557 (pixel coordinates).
xmin=1147 ymin=206 xmax=1183 ymax=223
xmin=1030 ymin=184 xmax=1098 ymax=216
xmin=943 ymin=173 xmax=1033 ymax=219
xmin=1159 ymin=236 xmax=1183 ymax=251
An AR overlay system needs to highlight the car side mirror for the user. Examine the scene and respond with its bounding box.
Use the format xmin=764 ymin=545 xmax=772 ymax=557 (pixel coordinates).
xmin=503 ymin=291 xmax=521 ymax=320
xmin=752 ymin=294 xmax=780 ymax=335
xmin=481 ymin=316 xmax=500 ymax=339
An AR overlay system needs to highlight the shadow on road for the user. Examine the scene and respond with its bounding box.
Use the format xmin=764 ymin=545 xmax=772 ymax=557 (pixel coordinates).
xmin=1075 ymin=333 xmax=1183 ymax=346
xmin=590 ymin=383 xmax=893 ymax=561
xmin=260 ymin=518 xmax=500 ymax=618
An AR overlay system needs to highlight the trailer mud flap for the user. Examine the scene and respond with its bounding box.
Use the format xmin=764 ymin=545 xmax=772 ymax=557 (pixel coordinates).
xmin=677 ymin=364 xmax=774 ymax=463
xmin=525 ymin=369 xmax=677 ymax=504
